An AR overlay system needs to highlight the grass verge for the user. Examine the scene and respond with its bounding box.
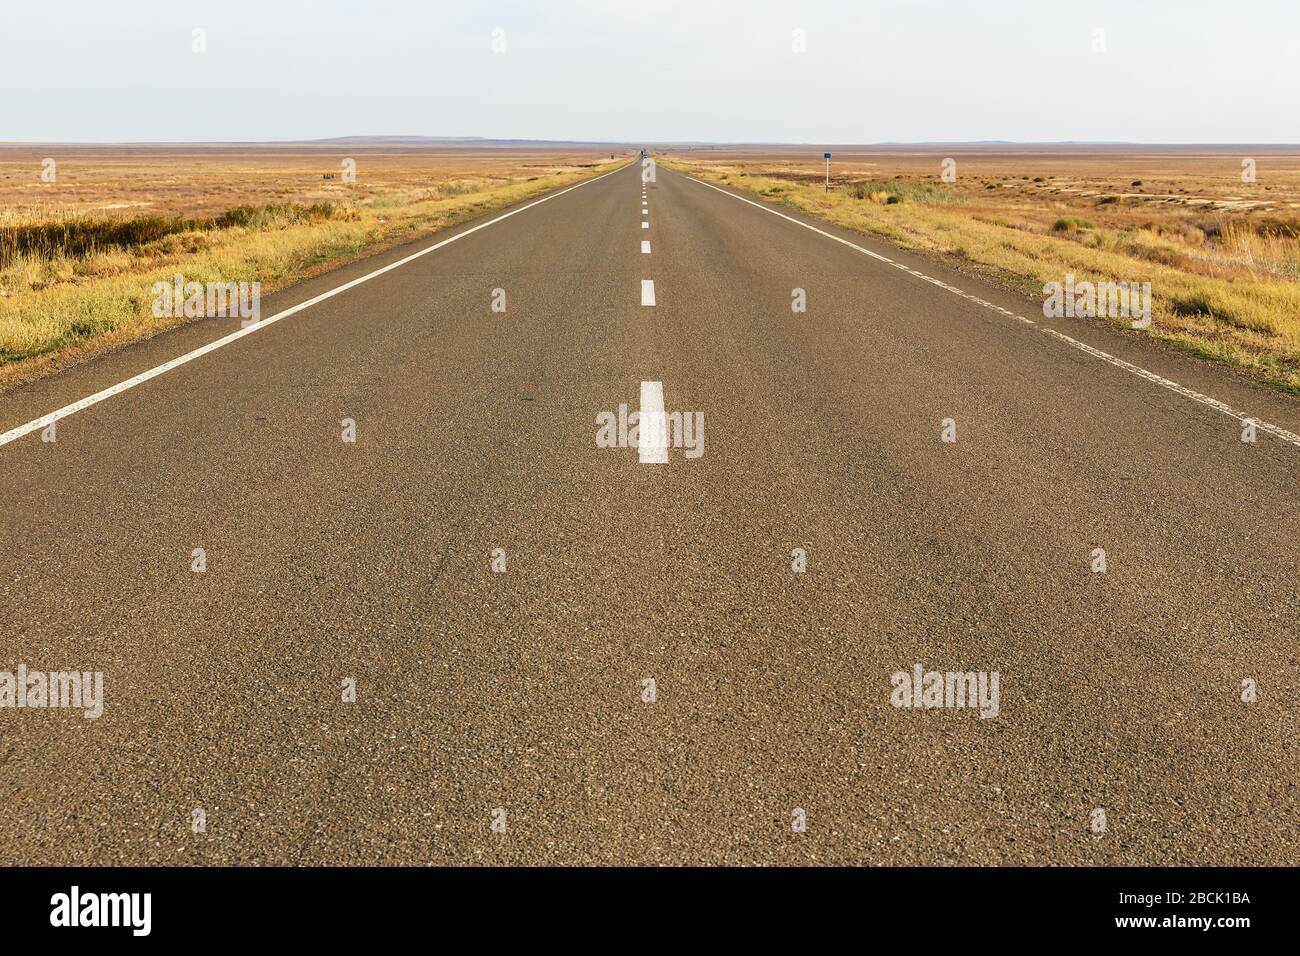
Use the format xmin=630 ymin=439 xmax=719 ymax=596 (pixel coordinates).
xmin=0 ymin=160 xmax=625 ymax=389
xmin=660 ymin=157 xmax=1300 ymax=394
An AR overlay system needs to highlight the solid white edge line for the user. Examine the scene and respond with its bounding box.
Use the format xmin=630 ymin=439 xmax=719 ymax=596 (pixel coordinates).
xmin=684 ymin=172 xmax=1300 ymax=450
xmin=0 ymin=163 xmax=633 ymax=449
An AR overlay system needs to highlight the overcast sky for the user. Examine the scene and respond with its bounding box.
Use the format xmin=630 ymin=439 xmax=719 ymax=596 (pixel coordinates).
xmin=6 ymin=0 xmax=1296 ymax=143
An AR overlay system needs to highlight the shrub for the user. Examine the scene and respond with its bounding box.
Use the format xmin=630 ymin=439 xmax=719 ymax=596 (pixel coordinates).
xmin=1051 ymin=216 xmax=1095 ymax=233
xmin=0 ymin=202 xmax=352 ymax=268
xmin=845 ymin=179 xmax=952 ymax=205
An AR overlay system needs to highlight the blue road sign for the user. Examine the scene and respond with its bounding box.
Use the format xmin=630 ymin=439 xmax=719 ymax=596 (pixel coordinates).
xmin=823 ymin=152 xmax=832 ymax=159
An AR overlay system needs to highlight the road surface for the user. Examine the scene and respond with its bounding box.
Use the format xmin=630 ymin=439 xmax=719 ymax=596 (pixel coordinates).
xmin=1 ymin=162 xmax=1296 ymax=865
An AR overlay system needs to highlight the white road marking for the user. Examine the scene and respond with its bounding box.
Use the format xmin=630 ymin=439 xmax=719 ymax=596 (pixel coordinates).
xmin=685 ymin=173 xmax=1300 ymax=450
xmin=642 ymin=210 xmax=648 ymax=217
xmin=641 ymin=279 xmax=656 ymax=306
xmin=642 ymin=221 xmax=649 ymax=229
xmin=638 ymin=380 xmax=668 ymax=465
xmin=0 ymin=164 xmax=632 ymax=450
xmin=641 ymin=241 xmax=651 ymax=254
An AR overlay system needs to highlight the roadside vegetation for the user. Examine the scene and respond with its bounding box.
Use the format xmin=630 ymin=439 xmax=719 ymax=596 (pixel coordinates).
xmin=0 ymin=154 xmax=623 ymax=386
xmin=662 ymin=156 xmax=1300 ymax=393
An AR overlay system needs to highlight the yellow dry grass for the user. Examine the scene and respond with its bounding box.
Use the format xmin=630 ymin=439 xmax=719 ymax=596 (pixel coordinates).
xmin=0 ymin=146 xmax=627 ymax=387
xmin=661 ymin=150 xmax=1300 ymax=393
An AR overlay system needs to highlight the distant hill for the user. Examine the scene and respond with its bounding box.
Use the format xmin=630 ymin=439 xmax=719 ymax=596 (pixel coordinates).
xmin=307 ymin=135 xmax=630 ymax=147
xmin=308 ymin=135 xmax=489 ymax=144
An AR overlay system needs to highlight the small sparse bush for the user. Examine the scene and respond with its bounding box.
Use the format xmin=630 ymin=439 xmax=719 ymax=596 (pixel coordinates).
xmin=142 ymin=231 xmax=214 ymax=258
xmin=1052 ymin=216 xmax=1095 ymax=233
xmin=437 ymin=179 xmax=484 ymax=197
xmin=844 ymin=179 xmax=951 ymax=205
xmin=218 ymin=202 xmax=344 ymax=229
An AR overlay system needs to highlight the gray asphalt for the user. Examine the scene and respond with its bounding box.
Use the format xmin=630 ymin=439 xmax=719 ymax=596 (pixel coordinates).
xmin=0 ymin=161 xmax=1296 ymax=865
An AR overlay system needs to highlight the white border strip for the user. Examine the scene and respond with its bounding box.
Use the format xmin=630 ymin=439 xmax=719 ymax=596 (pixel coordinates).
xmin=0 ymin=164 xmax=629 ymax=449
xmin=685 ymin=172 xmax=1300 ymax=450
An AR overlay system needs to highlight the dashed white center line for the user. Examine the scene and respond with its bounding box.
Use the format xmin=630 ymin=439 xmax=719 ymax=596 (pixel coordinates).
xmin=641 ymin=279 xmax=656 ymax=306
xmin=638 ymin=380 xmax=668 ymax=465
xmin=641 ymin=221 xmax=649 ymax=229
xmin=642 ymin=209 xmax=648 ymax=217
xmin=641 ymin=240 xmax=651 ymax=254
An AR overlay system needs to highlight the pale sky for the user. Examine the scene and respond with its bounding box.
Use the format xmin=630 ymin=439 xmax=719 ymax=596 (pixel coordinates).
xmin=5 ymin=0 xmax=1296 ymax=143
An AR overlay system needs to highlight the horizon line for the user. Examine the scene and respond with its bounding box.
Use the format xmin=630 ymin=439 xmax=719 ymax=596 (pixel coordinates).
xmin=2 ymin=137 xmax=1300 ymax=149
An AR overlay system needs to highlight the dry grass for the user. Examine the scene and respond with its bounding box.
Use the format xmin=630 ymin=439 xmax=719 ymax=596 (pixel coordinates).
xmin=0 ymin=145 xmax=626 ymax=386
xmin=662 ymin=147 xmax=1300 ymax=392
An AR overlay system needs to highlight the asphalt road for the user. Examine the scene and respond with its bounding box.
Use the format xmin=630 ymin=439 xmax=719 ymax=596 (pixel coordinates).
xmin=1 ymin=161 xmax=1296 ymax=865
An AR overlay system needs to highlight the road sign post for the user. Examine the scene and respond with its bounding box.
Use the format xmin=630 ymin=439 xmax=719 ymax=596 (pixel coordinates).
xmin=823 ymin=152 xmax=831 ymax=191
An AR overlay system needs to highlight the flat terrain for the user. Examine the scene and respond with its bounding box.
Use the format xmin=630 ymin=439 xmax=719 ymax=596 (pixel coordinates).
xmin=663 ymin=145 xmax=1300 ymax=391
xmin=0 ymin=161 xmax=1296 ymax=865
xmin=668 ymin=144 xmax=1300 ymax=220
xmin=0 ymin=143 xmax=620 ymax=218
xmin=0 ymin=144 xmax=622 ymax=384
